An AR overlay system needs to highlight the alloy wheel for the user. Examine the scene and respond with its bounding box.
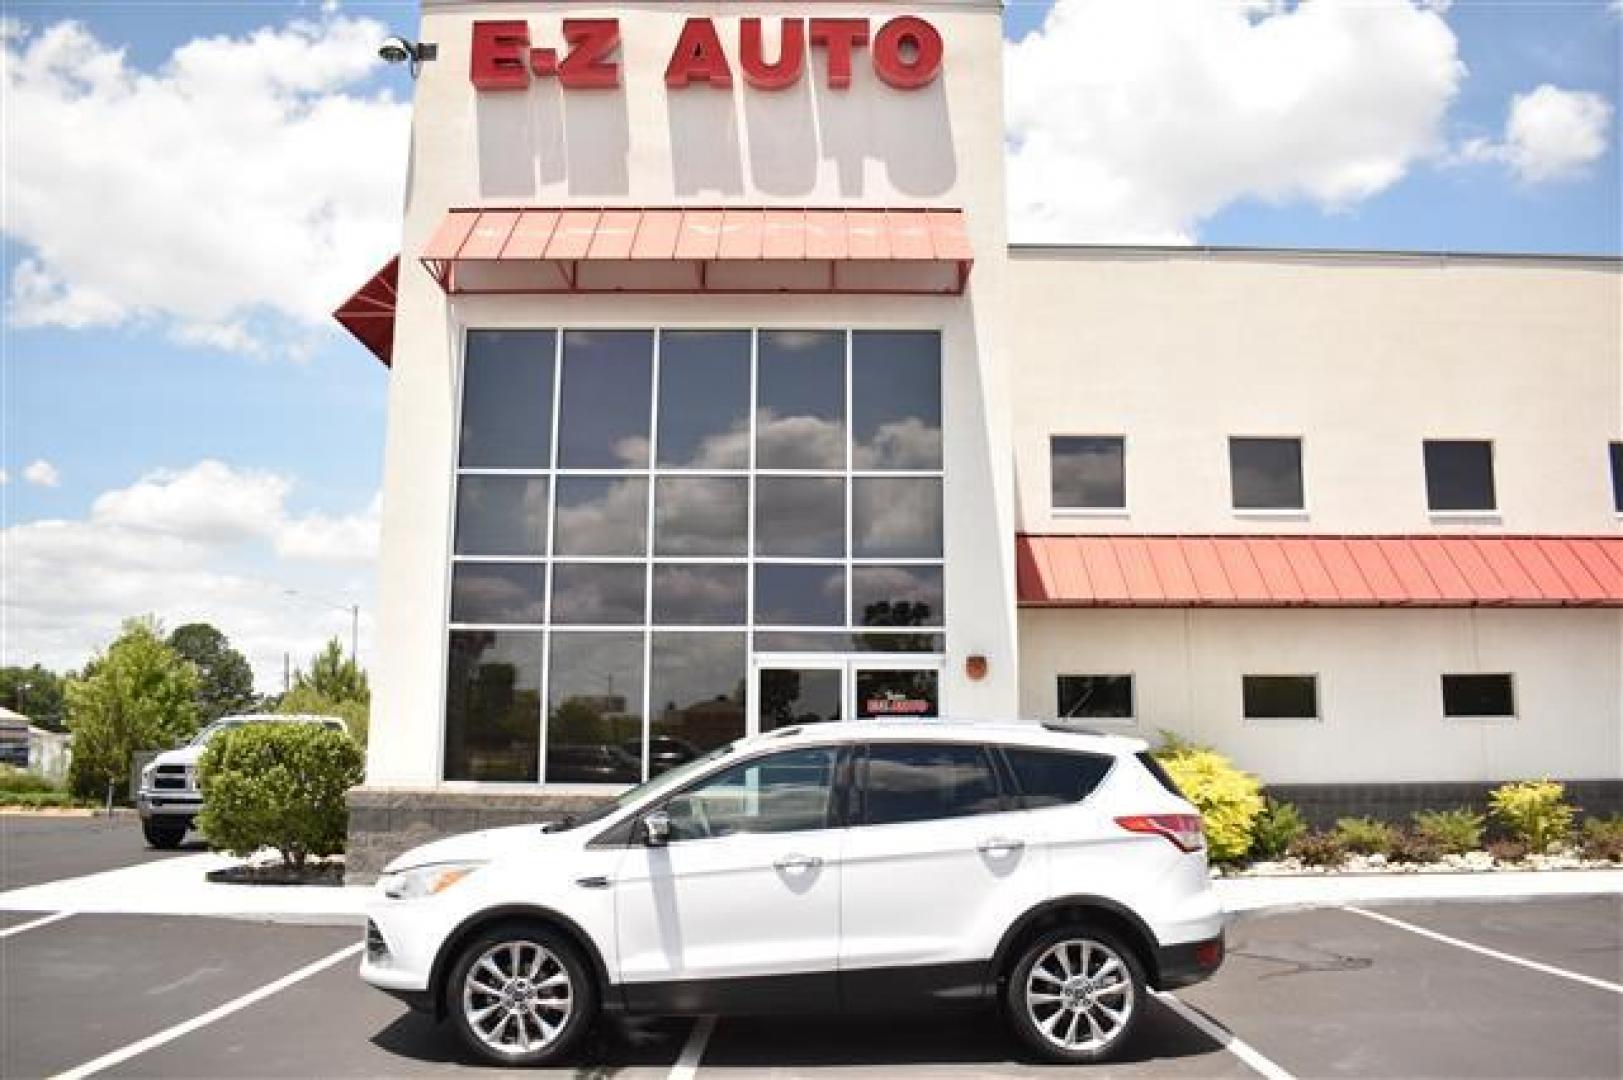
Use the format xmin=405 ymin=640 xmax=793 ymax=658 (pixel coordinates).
xmin=1024 ymin=937 xmax=1136 ymax=1052
xmin=460 ymin=939 xmax=574 ymax=1056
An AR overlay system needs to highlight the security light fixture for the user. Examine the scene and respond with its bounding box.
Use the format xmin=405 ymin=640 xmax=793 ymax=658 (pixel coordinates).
xmin=378 ymin=36 xmax=436 ymax=78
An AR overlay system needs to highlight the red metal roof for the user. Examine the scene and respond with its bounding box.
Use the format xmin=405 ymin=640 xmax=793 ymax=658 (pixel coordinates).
xmin=419 ymin=207 xmax=972 ymax=296
xmin=332 ymin=256 xmax=398 ymax=366
xmin=1017 ymin=535 xmax=1623 ymax=608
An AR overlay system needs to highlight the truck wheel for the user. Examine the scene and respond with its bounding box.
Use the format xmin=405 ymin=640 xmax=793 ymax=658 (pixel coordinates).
xmin=142 ymin=821 xmax=187 ymax=849
xmin=445 ymin=922 xmax=597 ymax=1067
xmin=1005 ymin=924 xmax=1146 ymax=1064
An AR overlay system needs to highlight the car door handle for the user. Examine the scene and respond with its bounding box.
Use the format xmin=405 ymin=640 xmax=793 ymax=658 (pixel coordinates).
xmin=773 ymin=853 xmax=824 ymax=872
xmin=977 ymin=837 xmax=1026 ymax=855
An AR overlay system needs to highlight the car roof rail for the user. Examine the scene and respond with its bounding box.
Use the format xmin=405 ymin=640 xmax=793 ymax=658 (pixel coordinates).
xmin=765 ymin=726 xmax=802 ymax=739
xmin=1039 ymin=720 xmax=1111 ymax=738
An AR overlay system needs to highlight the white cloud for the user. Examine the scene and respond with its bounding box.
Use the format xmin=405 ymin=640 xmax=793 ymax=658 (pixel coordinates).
xmin=1006 ymin=0 xmax=1465 ymax=242
xmin=2 ymin=460 xmax=379 ymax=690
xmin=0 ymin=468 xmax=10 ymax=485
xmin=22 ymin=459 xmax=61 ymax=487
xmin=1 ymin=16 xmax=409 ymax=353
xmin=1457 ymin=84 xmax=1614 ymax=184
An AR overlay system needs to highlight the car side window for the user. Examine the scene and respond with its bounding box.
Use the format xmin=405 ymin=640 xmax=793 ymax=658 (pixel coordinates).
xmin=861 ymin=742 xmax=1003 ymax=826
xmin=1001 ymin=748 xmax=1114 ymax=809
xmin=661 ymin=747 xmax=839 ymax=842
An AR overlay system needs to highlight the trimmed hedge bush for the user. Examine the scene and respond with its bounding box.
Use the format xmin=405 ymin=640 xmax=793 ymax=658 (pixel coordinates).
xmin=1579 ymin=814 xmax=1623 ymax=863
xmin=197 ymin=723 xmax=363 ymax=869
xmin=1488 ymin=780 xmax=1575 ymax=854
xmin=1152 ymin=736 xmax=1264 ymax=863
xmin=1412 ymin=808 xmax=1485 ymax=855
xmin=1289 ymin=830 xmax=1346 ymax=868
xmin=1249 ymin=799 xmax=1307 ymax=861
xmin=1334 ymin=816 xmax=1397 ymax=857
xmin=0 ymin=766 xmax=59 ymax=795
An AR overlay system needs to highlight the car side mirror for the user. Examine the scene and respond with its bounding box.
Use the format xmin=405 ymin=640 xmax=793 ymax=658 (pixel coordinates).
xmin=643 ymin=809 xmax=671 ymax=847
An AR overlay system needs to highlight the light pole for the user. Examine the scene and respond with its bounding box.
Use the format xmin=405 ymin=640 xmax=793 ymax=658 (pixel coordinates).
xmin=282 ymin=589 xmax=361 ymax=663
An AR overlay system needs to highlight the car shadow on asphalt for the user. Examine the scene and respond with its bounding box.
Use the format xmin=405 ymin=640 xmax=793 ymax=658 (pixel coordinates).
xmin=369 ymin=1000 xmax=1224 ymax=1072
xmin=370 ymin=1011 xmax=694 ymax=1070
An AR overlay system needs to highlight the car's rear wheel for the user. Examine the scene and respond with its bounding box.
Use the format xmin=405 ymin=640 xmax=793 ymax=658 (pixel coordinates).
xmin=445 ymin=923 xmax=596 ymax=1067
xmin=142 ymin=821 xmax=186 ymax=849
xmin=1005 ymin=925 xmax=1146 ymax=1064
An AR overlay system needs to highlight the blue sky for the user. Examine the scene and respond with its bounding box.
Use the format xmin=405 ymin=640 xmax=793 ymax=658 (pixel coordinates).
xmin=1 ymin=0 xmax=1618 ymax=686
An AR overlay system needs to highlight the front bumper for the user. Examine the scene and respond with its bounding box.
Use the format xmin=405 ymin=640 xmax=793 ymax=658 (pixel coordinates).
xmin=359 ymin=898 xmax=446 ymax=998
xmin=137 ymin=790 xmax=202 ymax=822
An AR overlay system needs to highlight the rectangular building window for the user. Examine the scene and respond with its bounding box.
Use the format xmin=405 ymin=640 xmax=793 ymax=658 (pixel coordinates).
xmin=1442 ymin=674 xmax=1515 ymax=718
xmin=1242 ymin=675 xmax=1319 ymax=720
xmin=1611 ymin=442 xmax=1622 ymax=513
xmin=1057 ymin=675 xmax=1134 ymax=720
xmin=1051 ymin=436 xmax=1125 ymax=510
xmin=449 ymin=328 xmax=945 ymax=784
xmin=1424 ymin=440 xmax=1496 ymax=512
xmin=1230 ymin=437 xmax=1304 ymax=511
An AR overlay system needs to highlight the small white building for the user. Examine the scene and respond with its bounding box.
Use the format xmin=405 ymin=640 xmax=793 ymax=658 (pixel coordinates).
xmin=335 ymin=2 xmax=1622 ymax=873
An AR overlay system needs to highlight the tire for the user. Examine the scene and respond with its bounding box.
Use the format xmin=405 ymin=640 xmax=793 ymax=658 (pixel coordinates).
xmin=142 ymin=821 xmax=187 ymax=849
xmin=1004 ymin=924 xmax=1147 ymax=1065
xmin=444 ymin=922 xmax=597 ymax=1067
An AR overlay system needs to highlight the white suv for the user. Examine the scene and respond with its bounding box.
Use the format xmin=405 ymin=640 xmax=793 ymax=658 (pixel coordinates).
xmin=360 ymin=722 xmax=1225 ymax=1066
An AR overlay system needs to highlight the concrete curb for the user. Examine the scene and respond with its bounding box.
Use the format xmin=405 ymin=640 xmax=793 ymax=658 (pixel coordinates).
xmin=3 ymin=854 xmax=1617 ymax=928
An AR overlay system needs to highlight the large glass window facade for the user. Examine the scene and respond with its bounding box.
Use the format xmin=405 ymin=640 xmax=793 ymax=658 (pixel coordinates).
xmin=445 ymin=329 xmax=945 ymax=783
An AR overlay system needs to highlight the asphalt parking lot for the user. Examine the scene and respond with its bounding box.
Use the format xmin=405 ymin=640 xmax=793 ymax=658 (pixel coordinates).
xmin=2 ymin=815 xmax=1619 ymax=1080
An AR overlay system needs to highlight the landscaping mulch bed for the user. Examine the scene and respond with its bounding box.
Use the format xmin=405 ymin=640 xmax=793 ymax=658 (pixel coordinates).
xmin=1218 ymin=850 xmax=1619 ymax=878
xmin=205 ymin=859 xmax=346 ymax=887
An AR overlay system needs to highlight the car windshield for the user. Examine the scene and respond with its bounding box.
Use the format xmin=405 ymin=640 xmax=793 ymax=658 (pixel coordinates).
xmin=543 ymin=741 xmax=738 ymax=832
xmin=189 ymin=719 xmax=244 ymax=746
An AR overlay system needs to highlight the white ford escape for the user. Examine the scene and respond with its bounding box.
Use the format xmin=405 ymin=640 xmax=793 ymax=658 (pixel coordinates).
xmin=360 ymin=722 xmax=1226 ymax=1066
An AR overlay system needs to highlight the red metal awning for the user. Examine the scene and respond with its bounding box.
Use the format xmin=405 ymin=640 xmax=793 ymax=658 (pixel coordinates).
xmin=1016 ymin=535 xmax=1623 ymax=608
xmin=419 ymin=207 xmax=973 ymax=295
xmin=333 ymin=256 xmax=398 ymax=366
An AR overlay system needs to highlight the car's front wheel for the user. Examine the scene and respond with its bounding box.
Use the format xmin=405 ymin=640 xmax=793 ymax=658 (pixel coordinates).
xmin=1005 ymin=925 xmax=1146 ymax=1064
xmin=444 ymin=923 xmax=596 ymax=1067
xmin=142 ymin=821 xmax=186 ymax=849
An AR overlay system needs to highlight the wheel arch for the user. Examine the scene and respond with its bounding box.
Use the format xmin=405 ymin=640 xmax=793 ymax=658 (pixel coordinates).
xmin=428 ymin=904 xmax=615 ymax=1020
xmin=991 ymin=895 xmax=1165 ymax=991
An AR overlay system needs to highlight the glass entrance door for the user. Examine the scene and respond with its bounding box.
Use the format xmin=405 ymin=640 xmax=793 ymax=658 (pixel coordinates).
xmin=752 ymin=659 xmax=942 ymax=731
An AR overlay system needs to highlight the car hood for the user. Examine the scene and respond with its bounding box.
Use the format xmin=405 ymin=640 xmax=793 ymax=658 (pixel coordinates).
xmin=149 ymin=744 xmax=205 ymax=768
xmin=380 ymin=822 xmax=567 ymax=875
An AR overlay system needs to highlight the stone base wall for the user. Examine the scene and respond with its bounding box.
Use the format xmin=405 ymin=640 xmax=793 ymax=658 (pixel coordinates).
xmin=345 ymin=788 xmax=614 ymax=883
xmin=345 ymin=778 xmax=1623 ymax=882
xmin=1264 ymin=779 xmax=1623 ymax=832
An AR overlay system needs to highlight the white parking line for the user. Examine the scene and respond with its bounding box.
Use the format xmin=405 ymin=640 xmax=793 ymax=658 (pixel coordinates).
xmin=1151 ymin=990 xmax=1296 ymax=1080
xmin=0 ymin=911 xmax=73 ymax=938
xmin=1346 ymin=905 xmax=1623 ymax=995
xmin=47 ymin=942 xmax=363 ymax=1080
xmin=668 ymin=1014 xmax=716 ymax=1080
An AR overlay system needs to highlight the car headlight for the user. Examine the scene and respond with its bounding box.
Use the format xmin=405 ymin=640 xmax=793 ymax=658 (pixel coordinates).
xmin=379 ymin=861 xmax=486 ymax=900
xmin=140 ymin=762 xmax=156 ymax=788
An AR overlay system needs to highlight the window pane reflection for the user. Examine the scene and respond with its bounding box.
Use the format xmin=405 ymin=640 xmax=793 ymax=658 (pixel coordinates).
xmin=451 ymin=564 xmax=546 ymax=624
xmin=558 ymin=331 xmax=653 ymax=468
xmin=852 ymin=332 xmax=941 ymax=469
xmin=546 ymin=631 xmax=644 ymax=783
xmin=459 ymin=331 xmax=555 ymax=468
xmin=754 ymin=564 xmax=845 ymax=626
xmin=553 ymin=476 xmax=648 ymax=557
xmin=852 ymin=565 xmax=944 ymax=627
xmin=650 ymin=632 xmax=747 ymax=772
xmin=658 ymin=331 xmax=750 ymax=468
xmin=655 ymin=478 xmax=747 ymax=556
xmin=444 ymin=631 xmax=540 ymax=781
xmin=760 ymin=668 xmax=842 ymax=730
xmin=1230 ymin=438 xmax=1304 ymax=511
xmin=455 ymin=476 xmax=549 ymax=556
xmin=652 ymin=564 xmax=747 ymax=625
xmin=755 ymin=477 xmax=844 ymax=557
xmin=853 ymin=478 xmax=942 ymax=558
xmin=757 ymin=330 xmax=845 ymax=469
xmin=1051 ymin=436 xmax=1125 ymax=510
xmin=550 ymin=563 xmax=645 ymax=624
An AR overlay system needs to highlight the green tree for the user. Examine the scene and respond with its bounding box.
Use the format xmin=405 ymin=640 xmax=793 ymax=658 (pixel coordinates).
xmin=278 ymin=639 xmax=371 ymax=748
xmin=65 ymin=618 xmax=200 ymax=798
xmin=166 ymin=623 xmax=256 ymax=722
xmin=0 ymin=665 xmax=67 ymax=729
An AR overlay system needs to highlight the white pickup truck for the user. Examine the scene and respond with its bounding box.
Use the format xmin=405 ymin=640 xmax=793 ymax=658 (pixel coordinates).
xmin=135 ymin=713 xmax=346 ymax=849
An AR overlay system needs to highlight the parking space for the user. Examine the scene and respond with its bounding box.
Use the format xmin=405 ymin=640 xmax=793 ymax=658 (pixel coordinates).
xmin=1 ymin=817 xmax=1617 ymax=1080
xmin=1 ymin=814 xmax=201 ymax=892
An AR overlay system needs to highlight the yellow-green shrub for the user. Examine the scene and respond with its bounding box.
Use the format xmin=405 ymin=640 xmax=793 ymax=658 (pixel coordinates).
xmin=1153 ymin=736 xmax=1263 ymax=863
xmin=1488 ymin=780 xmax=1575 ymax=854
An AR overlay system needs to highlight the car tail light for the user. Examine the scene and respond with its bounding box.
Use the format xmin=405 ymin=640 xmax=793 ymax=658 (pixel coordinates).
xmin=1115 ymin=814 xmax=1206 ymax=852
